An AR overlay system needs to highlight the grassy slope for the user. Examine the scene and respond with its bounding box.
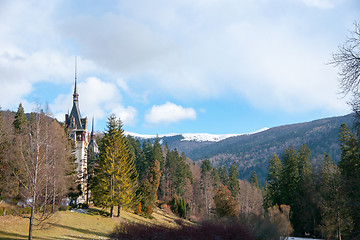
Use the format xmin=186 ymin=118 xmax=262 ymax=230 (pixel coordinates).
xmin=0 ymin=207 xmax=183 ymax=240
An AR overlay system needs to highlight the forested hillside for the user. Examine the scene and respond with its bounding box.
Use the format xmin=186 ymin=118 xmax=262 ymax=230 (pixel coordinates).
xmin=131 ymin=114 xmax=354 ymax=184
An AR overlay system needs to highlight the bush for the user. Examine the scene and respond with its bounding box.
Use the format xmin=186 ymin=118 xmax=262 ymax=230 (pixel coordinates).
xmin=135 ymin=203 xmax=142 ymax=215
xmin=110 ymin=220 xmax=255 ymax=240
xmin=146 ymin=206 xmax=153 ymax=216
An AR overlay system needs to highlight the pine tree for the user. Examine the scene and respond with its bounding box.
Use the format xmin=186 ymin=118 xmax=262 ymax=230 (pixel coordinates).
xmin=295 ymin=144 xmax=317 ymax=236
xmin=92 ymin=114 xmax=137 ymax=217
xmin=13 ymin=103 xmax=27 ymax=133
xmin=264 ymin=153 xmax=282 ymax=208
xmin=250 ymin=171 xmax=260 ymax=189
xmin=228 ymin=162 xmax=240 ymax=197
xmin=219 ymin=166 xmax=230 ymax=187
xmin=279 ymin=145 xmax=299 ymax=207
xmin=338 ymin=123 xmax=360 ymax=235
xmin=319 ymin=153 xmax=353 ymax=240
xmin=153 ymin=137 xmax=164 ymax=171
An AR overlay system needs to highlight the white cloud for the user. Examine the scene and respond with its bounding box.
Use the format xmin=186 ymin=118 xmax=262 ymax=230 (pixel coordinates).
xmin=55 ymin=0 xmax=353 ymax=115
xmin=111 ymin=105 xmax=138 ymax=126
xmin=145 ymin=102 xmax=196 ymax=124
xmin=300 ymin=0 xmax=338 ymax=9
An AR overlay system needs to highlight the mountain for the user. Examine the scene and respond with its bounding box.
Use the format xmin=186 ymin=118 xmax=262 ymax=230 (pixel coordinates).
xmin=126 ymin=114 xmax=355 ymax=184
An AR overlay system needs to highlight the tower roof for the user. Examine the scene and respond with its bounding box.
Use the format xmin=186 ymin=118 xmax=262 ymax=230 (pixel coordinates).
xmin=65 ymin=58 xmax=86 ymax=130
xmin=88 ymin=117 xmax=99 ymax=154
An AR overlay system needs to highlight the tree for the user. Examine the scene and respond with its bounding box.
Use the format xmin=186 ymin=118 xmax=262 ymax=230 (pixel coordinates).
xmin=264 ymin=153 xmax=282 ymax=208
xmin=214 ymin=184 xmax=238 ymax=218
xmin=13 ymin=103 xmax=27 ymax=133
xmin=279 ymin=145 xmax=299 ymax=207
xmin=294 ymin=144 xmax=317 ymax=236
xmin=318 ymin=153 xmax=353 ymax=240
xmin=200 ymin=159 xmax=215 ymax=217
xmin=219 ymin=166 xmax=230 ymax=187
xmin=92 ymin=114 xmax=137 ymax=218
xmin=331 ymin=22 xmax=360 ymax=98
xmin=250 ymin=171 xmax=260 ymax=189
xmin=228 ymin=162 xmax=240 ymax=198
xmin=338 ymin=123 xmax=360 ymax=236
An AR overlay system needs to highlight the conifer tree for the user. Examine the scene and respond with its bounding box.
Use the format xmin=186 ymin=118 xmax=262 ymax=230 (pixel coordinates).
xmin=295 ymin=144 xmax=316 ymax=236
xmin=338 ymin=123 xmax=360 ymax=235
xmin=279 ymin=145 xmax=299 ymax=206
xmin=228 ymin=162 xmax=240 ymax=197
xmin=92 ymin=114 xmax=137 ymax=217
xmin=250 ymin=171 xmax=260 ymax=189
xmin=13 ymin=103 xmax=27 ymax=133
xmin=319 ymin=153 xmax=353 ymax=240
xmin=153 ymin=137 xmax=164 ymax=171
xmin=219 ymin=166 xmax=230 ymax=187
xmin=264 ymin=153 xmax=282 ymax=208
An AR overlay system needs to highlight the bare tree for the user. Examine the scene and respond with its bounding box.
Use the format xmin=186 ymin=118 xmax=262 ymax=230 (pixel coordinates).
xmin=331 ymin=22 xmax=360 ymax=96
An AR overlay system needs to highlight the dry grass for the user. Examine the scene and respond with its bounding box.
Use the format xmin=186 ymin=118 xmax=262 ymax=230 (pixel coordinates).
xmin=0 ymin=207 xmax=189 ymax=239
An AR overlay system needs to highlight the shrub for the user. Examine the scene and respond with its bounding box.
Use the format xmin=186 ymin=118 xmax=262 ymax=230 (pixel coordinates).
xmin=135 ymin=203 xmax=141 ymax=215
xmin=110 ymin=220 xmax=255 ymax=240
xmin=146 ymin=206 xmax=153 ymax=216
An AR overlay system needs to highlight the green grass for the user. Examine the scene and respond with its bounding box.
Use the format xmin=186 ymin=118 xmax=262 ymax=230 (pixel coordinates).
xmin=0 ymin=207 xmax=185 ymax=239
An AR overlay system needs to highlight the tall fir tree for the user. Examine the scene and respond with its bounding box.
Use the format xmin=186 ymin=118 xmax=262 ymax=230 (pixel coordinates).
xmin=92 ymin=114 xmax=137 ymax=217
xmin=264 ymin=153 xmax=282 ymax=208
xmin=319 ymin=153 xmax=353 ymax=240
xmin=250 ymin=171 xmax=260 ymax=189
xmin=13 ymin=103 xmax=27 ymax=133
xmin=228 ymin=162 xmax=240 ymax=198
xmin=294 ymin=144 xmax=317 ymax=236
xmin=338 ymin=123 xmax=360 ymax=236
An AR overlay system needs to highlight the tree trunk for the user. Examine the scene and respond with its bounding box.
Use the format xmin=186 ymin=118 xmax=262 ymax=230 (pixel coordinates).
xmin=29 ymin=205 xmax=34 ymax=240
xmin=52 ymin=177 xmax=56 ymax=213
xmin=117 ymin=204 xmax=121 ymax=217
xmin=110 ymin=206 xmax=114 ymax=218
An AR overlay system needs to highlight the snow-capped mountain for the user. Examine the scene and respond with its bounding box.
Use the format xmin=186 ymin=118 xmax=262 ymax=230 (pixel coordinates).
xmin=125 ymin=127 xmax=269 ymax=143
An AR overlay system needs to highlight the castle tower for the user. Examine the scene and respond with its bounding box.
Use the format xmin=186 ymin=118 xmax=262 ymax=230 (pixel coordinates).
xmin=65 ymin=60 xmax=89 ymax=204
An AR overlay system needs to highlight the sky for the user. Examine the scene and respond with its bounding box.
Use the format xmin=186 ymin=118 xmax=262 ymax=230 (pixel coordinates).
xmin=0 ymin=0 xmax=359 ymax=135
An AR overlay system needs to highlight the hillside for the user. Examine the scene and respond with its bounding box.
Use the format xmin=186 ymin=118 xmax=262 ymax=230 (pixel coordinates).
xmin=128 ymin=114 xmax=354 ymax=184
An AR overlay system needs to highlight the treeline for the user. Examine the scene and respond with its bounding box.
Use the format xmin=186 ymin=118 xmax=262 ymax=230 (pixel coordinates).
xmin=0 ymin=104 xmax=74 ymax=239
xmin=263 ymin=123 xmax=360 ymax=239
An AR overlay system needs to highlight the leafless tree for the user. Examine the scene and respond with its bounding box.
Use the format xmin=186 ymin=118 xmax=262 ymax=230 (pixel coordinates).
xmin=331 ymin=22 xmax=360 ymax=96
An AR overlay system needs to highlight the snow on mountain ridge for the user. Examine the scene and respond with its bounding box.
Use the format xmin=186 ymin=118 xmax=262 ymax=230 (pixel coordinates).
xmin=125 ymin=127 xmax=269 ymax=142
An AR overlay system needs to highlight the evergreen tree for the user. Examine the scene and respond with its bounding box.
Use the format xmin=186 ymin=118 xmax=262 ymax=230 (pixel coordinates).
xmin=153 ymin=137 xmax=164 ymax=171
xmin=319 ymin=153 xmax=353 ymax=240
xmin=228 ymin=162 xmax=240 ymax=197
xmin=13 ymin=103 xmax=27 ymax=133
xmin=264 ymin=153 xmax=282 ymax=208
xmin=250 ymin=171 xmax=260 ymax=189
xmin=295 ymin=144 xmax=317 ymax=236
xmin=338 ymin=123 xmax=360 ymax=235
xmin=219 ymin=166 xmax=230 ymax=187
xmin=211 ymin=167 xmax=220 ymax=189
xmin=92 ymin=114 xmax=137 ymax=217
xmin=279 ymin=145 xmax=299 ymax=206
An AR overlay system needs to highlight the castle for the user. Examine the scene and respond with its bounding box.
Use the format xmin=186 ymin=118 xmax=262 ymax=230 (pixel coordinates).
xmin=65 ymin=71 xmax=99 ymax=204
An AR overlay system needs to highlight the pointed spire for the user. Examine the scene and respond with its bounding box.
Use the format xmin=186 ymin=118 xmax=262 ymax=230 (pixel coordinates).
xmin=91 ymin=117 xmax=95 ymax=138
xmin=73 ymin=56 xmax=79 ymax=102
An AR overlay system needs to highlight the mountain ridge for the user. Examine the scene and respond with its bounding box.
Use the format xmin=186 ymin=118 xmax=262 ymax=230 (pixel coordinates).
xmin=125 ymin=113 xmax=354 ymax=184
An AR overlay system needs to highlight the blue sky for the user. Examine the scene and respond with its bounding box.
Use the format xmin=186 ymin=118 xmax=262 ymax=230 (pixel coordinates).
xmin=0 ymin=0 xmax=359 ymax=134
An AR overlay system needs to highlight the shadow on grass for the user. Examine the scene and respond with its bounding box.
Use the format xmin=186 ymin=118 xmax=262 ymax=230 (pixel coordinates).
xmin=48 ymin=223 xmax=109 ymax=238
xmin=0 ymin=229 xmax=58 ymax=240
